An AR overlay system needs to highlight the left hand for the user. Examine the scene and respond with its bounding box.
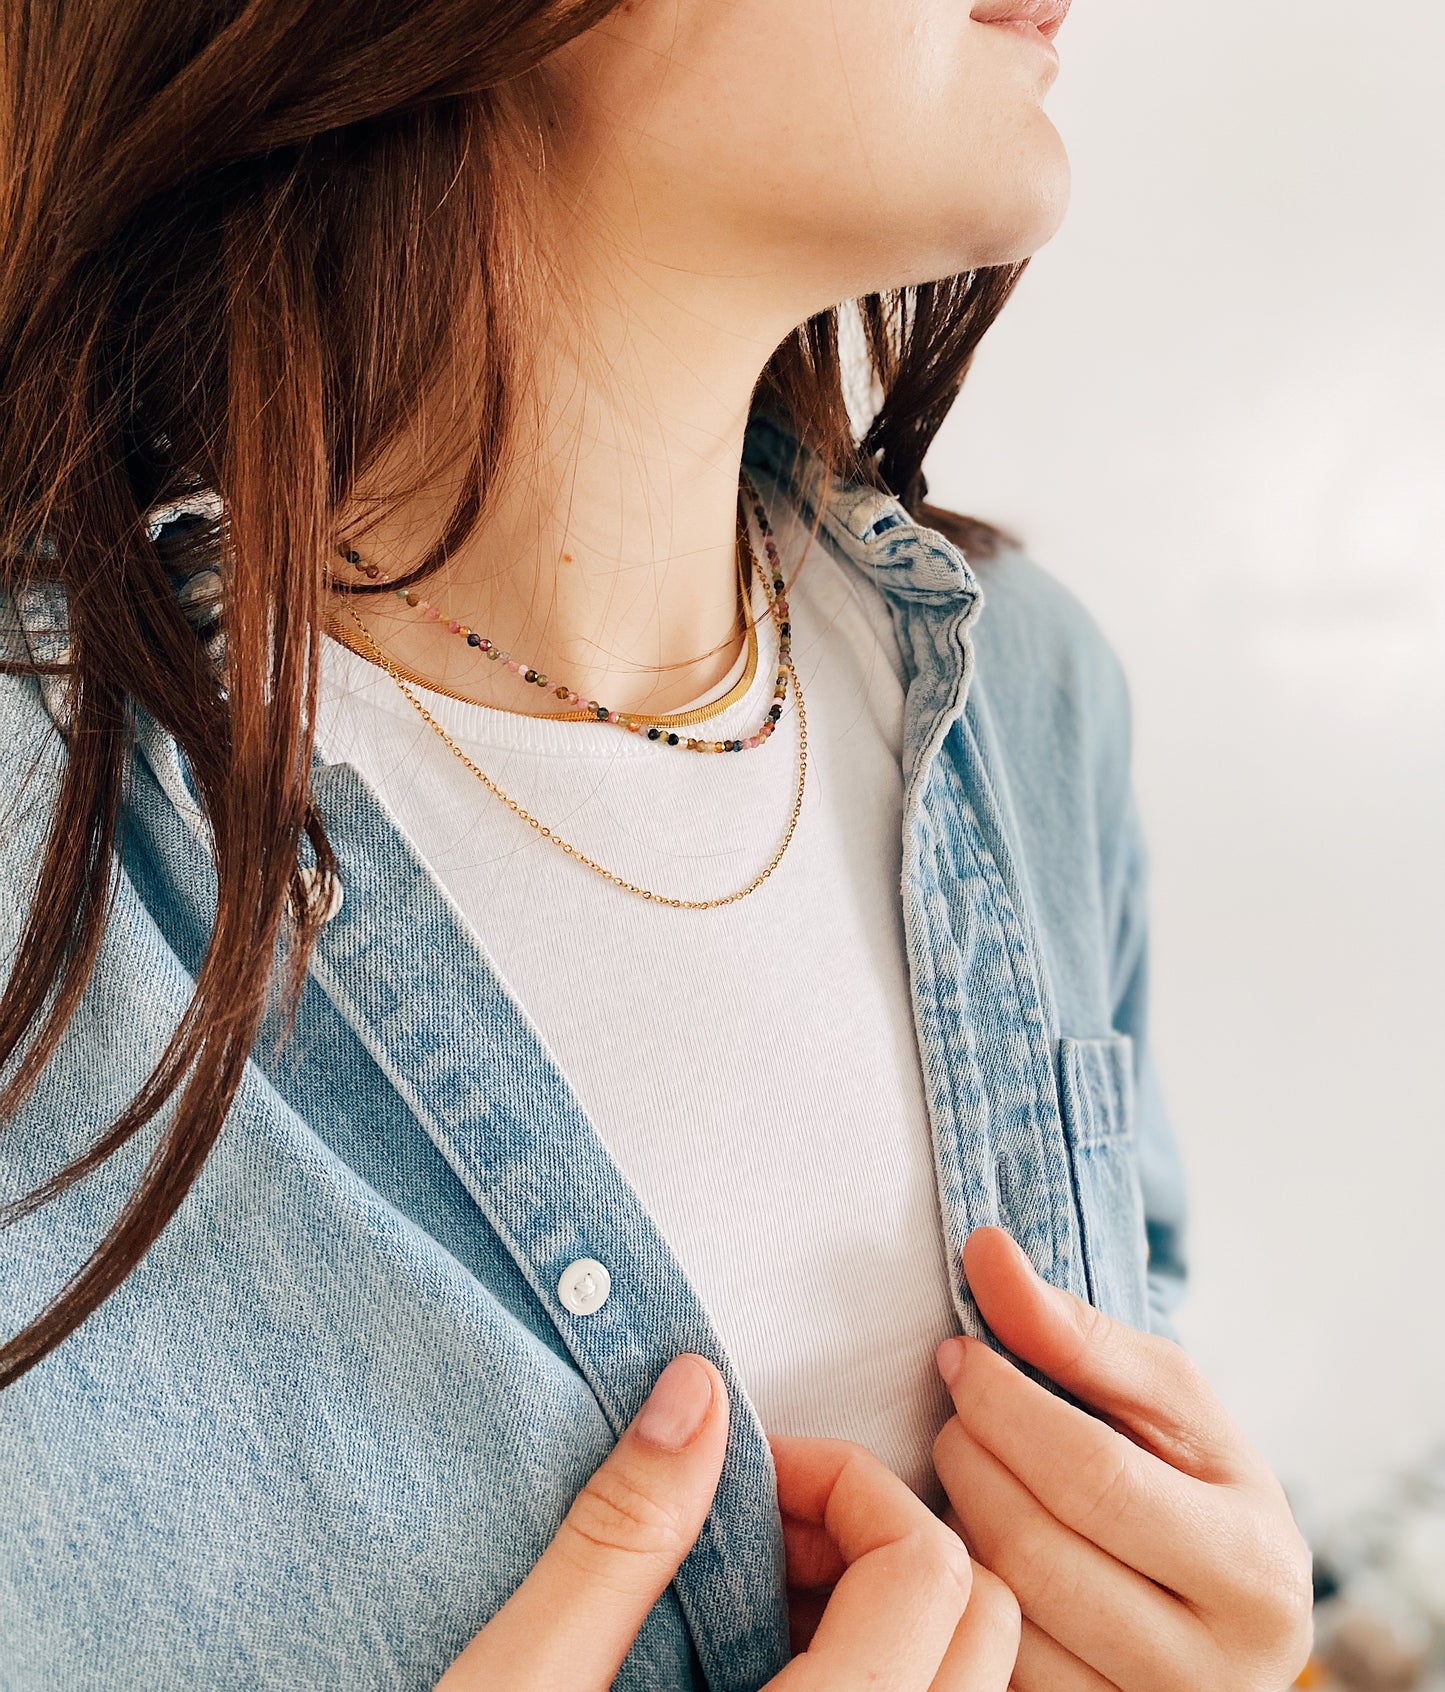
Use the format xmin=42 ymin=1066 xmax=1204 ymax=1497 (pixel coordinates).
xmin=931 ymin=1227 xmax=1314 ymax=1692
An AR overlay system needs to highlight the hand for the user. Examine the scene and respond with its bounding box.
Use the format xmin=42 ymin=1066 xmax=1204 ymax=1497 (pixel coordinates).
xmin=931 ymin=1227 xmax=1314 ymax=1692
xmin=434 ymin=1351 xmax=1020 ymax=1691
xmin=769 ymin=1431 xmax=1021 ymax=1688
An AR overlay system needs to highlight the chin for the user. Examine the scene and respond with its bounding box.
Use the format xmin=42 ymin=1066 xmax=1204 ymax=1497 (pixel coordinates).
xmin=888 ymin=128 xmax=1072 ymax=279
xmin=895 ymin=197 xmax=1070 ymax=286
xmin=960 ymin=154 xmax=1072 ymax=269
xmin=969 ymin=207 xmax=1069 ymax=268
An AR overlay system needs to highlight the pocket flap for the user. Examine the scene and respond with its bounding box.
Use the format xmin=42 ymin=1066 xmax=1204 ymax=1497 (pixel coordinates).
xmin=1058 ymin=1033 xmax=1135 ymax=1147
xmin=1057 ymin=1032 xmax=1148 ymax=1326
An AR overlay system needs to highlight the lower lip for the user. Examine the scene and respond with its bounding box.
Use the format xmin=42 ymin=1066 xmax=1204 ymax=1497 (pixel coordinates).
xmin=978 ymin=19 xmax=1060 ymax=64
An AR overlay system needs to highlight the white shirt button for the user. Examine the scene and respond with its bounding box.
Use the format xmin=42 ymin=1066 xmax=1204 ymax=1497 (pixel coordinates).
xmin=558 ymin=1257 xmax=611 ymax=1316
xmin=298 ymin=864 xmax=344 ymax=922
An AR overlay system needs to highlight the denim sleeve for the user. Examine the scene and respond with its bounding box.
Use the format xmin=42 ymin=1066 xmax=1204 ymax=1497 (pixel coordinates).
xmin=1109 ymin=775 xmax=1191 ymax=1344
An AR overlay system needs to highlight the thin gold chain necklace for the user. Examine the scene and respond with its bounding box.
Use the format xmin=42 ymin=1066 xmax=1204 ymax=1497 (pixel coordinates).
xmin=336 ymin=494 xmax=808 ymax=910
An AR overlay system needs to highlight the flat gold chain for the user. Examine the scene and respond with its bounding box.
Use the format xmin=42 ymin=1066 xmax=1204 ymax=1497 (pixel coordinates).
xmin=338 ymin=602 xmax=808 ymax=911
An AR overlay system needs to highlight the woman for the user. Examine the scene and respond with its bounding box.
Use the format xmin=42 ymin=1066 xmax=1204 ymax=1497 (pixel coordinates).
xmin=0 ymin=0 xmax=1314 ymax=1686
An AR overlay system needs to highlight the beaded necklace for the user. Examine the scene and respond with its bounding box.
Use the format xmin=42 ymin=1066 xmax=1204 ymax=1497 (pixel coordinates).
xmin=327 ymin=532 xmax=758 ymax=722
xmin=328 ymin=471 xmax=791 ymax=749
xmin=325 ymin=472 xmax=808 ymax=909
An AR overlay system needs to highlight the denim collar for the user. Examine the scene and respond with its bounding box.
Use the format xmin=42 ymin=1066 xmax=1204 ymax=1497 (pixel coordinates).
xmin=742 ymin=408 xmax=979 ymax=602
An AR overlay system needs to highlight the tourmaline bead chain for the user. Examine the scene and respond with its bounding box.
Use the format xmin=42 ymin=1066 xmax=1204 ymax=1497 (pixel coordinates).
xmin=331 ymin=471 xmax=793 ymax=752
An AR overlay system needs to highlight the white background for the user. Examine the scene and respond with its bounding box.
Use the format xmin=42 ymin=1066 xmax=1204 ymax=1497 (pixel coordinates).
xmin=920 ymin=0 xmax=1445 ymax=1541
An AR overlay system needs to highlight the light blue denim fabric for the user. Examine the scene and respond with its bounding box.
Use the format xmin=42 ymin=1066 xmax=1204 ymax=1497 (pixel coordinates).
xmin=0 ymin=409 xmax=1188 ymax=1691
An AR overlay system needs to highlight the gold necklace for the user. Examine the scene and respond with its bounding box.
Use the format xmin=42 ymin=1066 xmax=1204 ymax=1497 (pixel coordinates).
xmin=336 ymin=501 xmax=808 ymax=910
xmin=324 ymin=521 xmax=760 ymax=725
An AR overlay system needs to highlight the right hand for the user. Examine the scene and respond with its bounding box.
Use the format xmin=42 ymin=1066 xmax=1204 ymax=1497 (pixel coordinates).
xmin=434 ymin=1352 xmax=1021 ymax=1691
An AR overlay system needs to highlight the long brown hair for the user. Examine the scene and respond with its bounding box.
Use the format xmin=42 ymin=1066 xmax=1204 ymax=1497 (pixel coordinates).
xmin=0 ymin=0 xmax=1030 ymax=1388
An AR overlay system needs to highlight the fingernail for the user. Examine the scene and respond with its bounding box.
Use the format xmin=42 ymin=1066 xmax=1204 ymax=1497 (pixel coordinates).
xmin=635 ymin=1355 xmax=714 ymax=1451
xmin=936 ymin=1337 xmax=967 ymax=1389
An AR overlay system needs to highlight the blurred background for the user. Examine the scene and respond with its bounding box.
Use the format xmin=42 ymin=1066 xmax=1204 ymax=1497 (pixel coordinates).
xmin=916 ymin=0 xmax=1445 ymax=1679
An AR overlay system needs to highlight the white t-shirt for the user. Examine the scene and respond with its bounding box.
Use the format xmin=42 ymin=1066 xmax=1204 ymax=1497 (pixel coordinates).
xmin=314 ymin=487 xmax=961 ymax=1510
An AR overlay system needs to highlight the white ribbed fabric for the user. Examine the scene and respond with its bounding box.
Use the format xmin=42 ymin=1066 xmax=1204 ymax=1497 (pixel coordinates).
xmin=313 ymin=488 xmax=961 ymax=1510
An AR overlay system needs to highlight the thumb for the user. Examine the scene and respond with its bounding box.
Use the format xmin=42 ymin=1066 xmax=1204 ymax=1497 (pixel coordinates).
xmin=961 ymin=1226 xmax=1250 ymax=1481
xmin=962 ymin=1225 xmax=1119 ymax=1387
xmin=436 ymin=1353 xmax=729 ymax=1691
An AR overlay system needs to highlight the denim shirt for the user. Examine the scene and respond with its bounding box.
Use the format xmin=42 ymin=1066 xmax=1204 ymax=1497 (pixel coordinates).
xmin=0 ymin=411 xmax=1188 ymax=1692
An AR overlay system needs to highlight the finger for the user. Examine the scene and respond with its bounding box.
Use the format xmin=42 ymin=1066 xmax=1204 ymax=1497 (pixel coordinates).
xmin=781 ymin=1537 xmax=1022 ymax=1687
xmin=932 ymin=1417 xmax=1208 ymax=1690
xmin=1010 ymin=1614 xmax=1120 ymax=1692
xmin=960 ymin=1227 xmax=1257 ymax=1484
xmin=767 ymin=1434 xmax=972 ymax=1689
xmin=930 ymin=1563 xmax=1021 ymax=1691
xmin=438 ymin=1354 xmax=727 ymax=1692
xmin=936 ymin=1331 xmax=1242 ymax=1601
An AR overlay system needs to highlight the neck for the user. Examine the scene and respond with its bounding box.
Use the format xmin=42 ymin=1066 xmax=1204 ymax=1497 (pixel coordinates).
xmin=331 ymin=276 xmax=806 ymax=717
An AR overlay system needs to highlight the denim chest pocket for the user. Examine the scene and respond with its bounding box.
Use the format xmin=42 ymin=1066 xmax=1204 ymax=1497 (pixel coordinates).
xmin=1058 ymin=1033 xmax=1150 ymax=1331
